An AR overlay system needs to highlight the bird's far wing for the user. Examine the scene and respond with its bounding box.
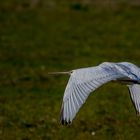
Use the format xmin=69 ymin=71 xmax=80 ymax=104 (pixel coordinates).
xmin=128 ymin=84 xmax=140 ymax=115
xmin=60 ymin=63 xmax=127 ymax=125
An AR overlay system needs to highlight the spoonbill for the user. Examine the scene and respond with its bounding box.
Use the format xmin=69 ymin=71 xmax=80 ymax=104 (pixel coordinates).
xmin=49 ymin=62 xmax=140 ymax=125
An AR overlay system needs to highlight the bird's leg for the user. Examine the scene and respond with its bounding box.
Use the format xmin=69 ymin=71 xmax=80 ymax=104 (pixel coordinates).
xmin=48 ymin=71 xmax=72 ymax=75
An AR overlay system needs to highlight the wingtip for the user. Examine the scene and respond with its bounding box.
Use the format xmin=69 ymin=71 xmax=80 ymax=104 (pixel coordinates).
xmin=59 ymin=103 xmax=72 ymax=126
xmin=60 ymin=119 xmax=72 ymax=126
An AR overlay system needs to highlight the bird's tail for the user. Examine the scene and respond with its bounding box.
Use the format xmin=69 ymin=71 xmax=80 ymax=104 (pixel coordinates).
xmin=48 ymin=71 xmax=72 ymax=75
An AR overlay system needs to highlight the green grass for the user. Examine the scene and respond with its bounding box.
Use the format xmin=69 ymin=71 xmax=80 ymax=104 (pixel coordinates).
xmin=1 ymin=0 xmax=140 ymax=140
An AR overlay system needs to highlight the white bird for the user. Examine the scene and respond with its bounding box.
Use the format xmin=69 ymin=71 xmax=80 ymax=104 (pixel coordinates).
xmin=49 ymin=62 xmax=140 ymax=125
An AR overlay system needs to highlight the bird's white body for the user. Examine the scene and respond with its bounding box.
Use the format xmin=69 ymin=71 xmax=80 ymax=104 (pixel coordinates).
xmin=50 ymin=62 xmax=140 ymax=125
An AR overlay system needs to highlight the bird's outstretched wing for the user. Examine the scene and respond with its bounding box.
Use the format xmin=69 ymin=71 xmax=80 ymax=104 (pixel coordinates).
xmin=128 ymin=84 xmax=140 ymax=115
xmin=60 ymin=63 xmax=128 ymax=125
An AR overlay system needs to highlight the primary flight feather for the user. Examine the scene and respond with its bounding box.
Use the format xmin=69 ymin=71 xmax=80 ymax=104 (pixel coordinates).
xmin=49 ymin=62 xmax=140 ymax=125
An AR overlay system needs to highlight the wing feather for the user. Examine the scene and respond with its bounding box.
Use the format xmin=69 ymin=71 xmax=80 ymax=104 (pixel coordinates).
xmin=128 ymin=84 xmax=140 ymax=115
xmin=68 ymin=101 xmax=72 ymax=122
xmin=74 ymin=85 xmax=83 ymax=104
xmin=74 ymin=85 xmax=85 ymax=102
xmin=72 ymin=89 xmax=80 ymax=109
xmin=65 ymin=101 xmax=69 ymax=122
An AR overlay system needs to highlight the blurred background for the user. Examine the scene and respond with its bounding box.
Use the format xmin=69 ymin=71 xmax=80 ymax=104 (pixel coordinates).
xmin=1 ymin=0 xmax=140 ymax=139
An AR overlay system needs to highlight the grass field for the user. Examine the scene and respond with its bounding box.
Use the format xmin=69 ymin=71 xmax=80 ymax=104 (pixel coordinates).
xmin=1 ymin=0 xmax=140 ymax=140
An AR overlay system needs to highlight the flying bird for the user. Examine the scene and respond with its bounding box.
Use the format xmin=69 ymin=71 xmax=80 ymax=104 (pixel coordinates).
xmin=49 ymin=62 xmax=140 ymax=125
